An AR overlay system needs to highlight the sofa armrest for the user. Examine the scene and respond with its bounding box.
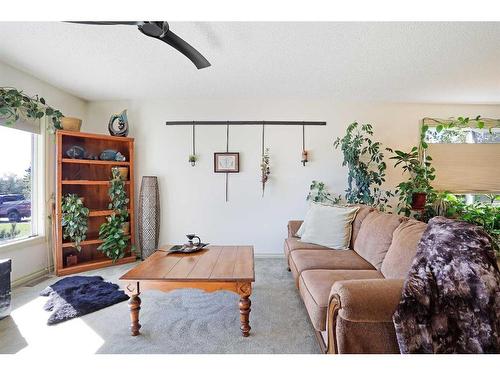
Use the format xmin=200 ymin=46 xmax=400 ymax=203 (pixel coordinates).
xmin=329 ymin=279 xmax=404 ymax=323
xmin=287 ymin=220 xmax=303 ymax=238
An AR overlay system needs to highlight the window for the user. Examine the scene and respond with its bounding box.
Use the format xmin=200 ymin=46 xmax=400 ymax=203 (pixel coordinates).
xmin=422 ymin=118 xmax=500 ymax=203
xmin=0 ymin=125 xmax=38 ymax=244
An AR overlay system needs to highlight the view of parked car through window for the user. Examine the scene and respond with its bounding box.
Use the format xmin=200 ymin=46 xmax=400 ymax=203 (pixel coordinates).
xmin=0 ymin=126 xmax=34 ymax=243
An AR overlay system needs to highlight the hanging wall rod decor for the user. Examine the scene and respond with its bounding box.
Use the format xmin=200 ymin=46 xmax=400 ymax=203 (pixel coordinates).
xmin=166 ymin=120 xmax=326 ymax=126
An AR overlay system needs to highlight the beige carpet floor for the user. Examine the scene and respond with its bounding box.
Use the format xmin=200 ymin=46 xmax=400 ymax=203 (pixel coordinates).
xmin=0 ymin=257 xmax=320 ymax=354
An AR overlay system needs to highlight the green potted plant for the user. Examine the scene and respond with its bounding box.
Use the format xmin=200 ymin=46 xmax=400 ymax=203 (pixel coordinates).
xmin=334 ymin=122 xmax=393 ymax=211
xmin=390 ymin=146 xmax=435 ymax=215
xmin=98 ymin=167 xmax=131 ymax=262
xmin=61 ymin=194 xmax=89 ymax=251
xmin=0 ymin=87 xmax=65 ymax=133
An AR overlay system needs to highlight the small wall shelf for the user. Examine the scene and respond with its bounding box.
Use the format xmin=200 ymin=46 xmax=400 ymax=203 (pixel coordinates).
xmin=55 ymin=130 xmax=136 ymax=276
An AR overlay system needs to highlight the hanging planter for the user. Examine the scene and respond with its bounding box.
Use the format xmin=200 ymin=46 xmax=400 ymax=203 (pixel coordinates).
xmin=188 ymin=123 xmax=197 ymax=167
xmin=301 ymin=150 xmax=309 ymax=166
xmin=261 ymin=148 xmax=271 ymax=197
xmin=301 ymin=125 xmax=308 ymax=166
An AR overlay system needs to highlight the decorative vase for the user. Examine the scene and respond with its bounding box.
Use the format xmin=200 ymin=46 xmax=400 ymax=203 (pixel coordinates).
xmin=121 ymin=221 xmax=130 ymax=235
xmin=61 ymin=117 xmax=82 ymax=132
xmin=66 ymin=254 xmax=78 ymax=267
xmin=411 ymin=192 xmax=427 ymax=210
xmin=138 ymin=176 xmax=160 ymax=259
xmin=115 ymin=167 xmax=129 ymax=180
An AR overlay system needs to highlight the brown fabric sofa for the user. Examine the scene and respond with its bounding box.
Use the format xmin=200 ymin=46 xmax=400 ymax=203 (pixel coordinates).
xmin=284 ymin=205 xmax=427 ymax=354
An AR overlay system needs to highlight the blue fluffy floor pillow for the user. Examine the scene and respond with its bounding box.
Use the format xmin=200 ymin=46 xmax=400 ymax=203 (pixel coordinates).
xmin=40 ymin=276 xmax=128 ymax=325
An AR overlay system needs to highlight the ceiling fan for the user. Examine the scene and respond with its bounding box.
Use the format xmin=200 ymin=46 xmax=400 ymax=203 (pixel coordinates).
xmin=68 ymin=21 xmax=211 ymax=69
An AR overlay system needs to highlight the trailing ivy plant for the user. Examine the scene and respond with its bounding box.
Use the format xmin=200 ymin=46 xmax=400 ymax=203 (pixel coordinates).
xmin=334 ymin=122 xmax=393 ymax=211
xmin=306 ymin=180 xmax=341 ymax=205
xmin=98 ymin=213 xmax=130 ymax=262
xmin=389 ymin=146 xmax=436 ymax=216
xmin=0 ymin=87 xmax=64 ymax=132
xmin=98 ymin=167 xmax=130 ymax=262
xmin=419 ymin=115 xmax=500 ymax=149
xmin=61 ymin=194 xmax=89 ymax=251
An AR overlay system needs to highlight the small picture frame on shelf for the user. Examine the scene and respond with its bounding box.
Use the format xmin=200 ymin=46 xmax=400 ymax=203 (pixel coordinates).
xmin=214 ymin=152 xmax=239 ymax=173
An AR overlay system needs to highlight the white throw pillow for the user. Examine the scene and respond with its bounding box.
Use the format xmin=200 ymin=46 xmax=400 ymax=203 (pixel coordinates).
xmin=300 ymin=204 xmax=359 ymax=250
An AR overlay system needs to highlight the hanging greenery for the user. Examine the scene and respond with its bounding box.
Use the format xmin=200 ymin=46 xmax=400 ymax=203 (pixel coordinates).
xmin=189 ymin=124 xmax=197 ymax=166
xmin=419 ymin=115 xmax=500 ymax=150
xmin=98 ymin=167 xmax=131 ymax=262
xmin=260 ymin=147 xmax=271 ymax=197
xmin=0 ymin=87 xmax=64 ymax=132
xmin=306 ymin=180 xmax=341 ymax=205
xmin=334 ymin=122 xmax=393 ymax=211
xmin=61 ymin=194 xmax=89 ymax=251
xmin=188 ymin=154 xmax=197 ymax=166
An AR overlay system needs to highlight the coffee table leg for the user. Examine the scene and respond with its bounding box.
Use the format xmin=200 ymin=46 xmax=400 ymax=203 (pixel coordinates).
xmin=128 ymin=282 xmax=141 ymax=336
xmin=239 ymin=295 xmax=251 ymax=337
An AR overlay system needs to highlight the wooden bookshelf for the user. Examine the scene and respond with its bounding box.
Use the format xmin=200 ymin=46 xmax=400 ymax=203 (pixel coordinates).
xmin=55 ymin=130 xmax=136 ymax=276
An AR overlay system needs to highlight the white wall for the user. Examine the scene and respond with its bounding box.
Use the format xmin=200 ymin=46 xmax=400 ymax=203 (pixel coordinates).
xmin=86 ymin=98 xmax=500 ymax=254
xmin=0 ymin=61 xmax=88 ymax=282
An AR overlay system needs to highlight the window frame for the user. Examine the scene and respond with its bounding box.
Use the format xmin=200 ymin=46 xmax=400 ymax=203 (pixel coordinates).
xmin=0 ymin=123 xmax=46 ymax=250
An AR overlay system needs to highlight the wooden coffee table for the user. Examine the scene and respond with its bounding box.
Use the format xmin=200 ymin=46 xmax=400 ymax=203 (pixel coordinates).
xmin=119 ymin=245 xmax=255 ymax=337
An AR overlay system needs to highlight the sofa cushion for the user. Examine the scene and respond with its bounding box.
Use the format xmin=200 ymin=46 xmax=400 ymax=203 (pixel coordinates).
xmin=284 ymin=238 xmax=330 ymax=259
xmin=350 ymin=204 xmax=376 ymax=248
xmin=354 ymin=211 xmax=406 ymax=270
xmin=299 ymin=269 xmax=383 ymax=331
xmin=381 ymin=219 xmax=427 ymax=279
xmin=289 ymin=249 xmax=375 ymax=284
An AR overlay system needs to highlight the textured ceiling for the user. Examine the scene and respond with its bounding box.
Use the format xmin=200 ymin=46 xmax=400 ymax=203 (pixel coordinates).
xmin=0 ymin=22 xmax=499 ymax=102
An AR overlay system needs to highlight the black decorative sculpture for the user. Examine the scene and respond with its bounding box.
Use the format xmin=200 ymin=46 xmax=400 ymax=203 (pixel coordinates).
xmin=108 ymin=109 xmax=129 ymax=137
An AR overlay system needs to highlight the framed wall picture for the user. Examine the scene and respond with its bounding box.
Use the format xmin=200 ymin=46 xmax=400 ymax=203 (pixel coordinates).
xmin=214 ymin=152 xmax=240 ymax=173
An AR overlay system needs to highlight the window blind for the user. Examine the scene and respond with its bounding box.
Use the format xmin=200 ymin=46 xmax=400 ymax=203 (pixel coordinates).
xmin=427 ymin=143 xmax=500 ymax=193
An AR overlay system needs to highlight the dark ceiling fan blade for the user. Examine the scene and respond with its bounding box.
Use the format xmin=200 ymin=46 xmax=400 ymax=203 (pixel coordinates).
xmin=66 ymin=21 xmax=142 ymax=26
xmin=65 ymin=21 xmax=211 ymax=69
xmin=158 ymin=29 xmax=211 ymax=69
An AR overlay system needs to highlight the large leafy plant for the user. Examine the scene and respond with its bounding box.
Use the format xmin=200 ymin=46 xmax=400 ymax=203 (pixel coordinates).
xmin=0 ymin=87 xmax=64 ymax=132
xmin=334 ymin=122 xmax=393 ymax=211
xmin=61 ymin=194 xmax=89 ymax=251
xmin=98 ymin=167 xmax=130 ymax=261
xmin=390 ymin=146 xmax=436 ymax=216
